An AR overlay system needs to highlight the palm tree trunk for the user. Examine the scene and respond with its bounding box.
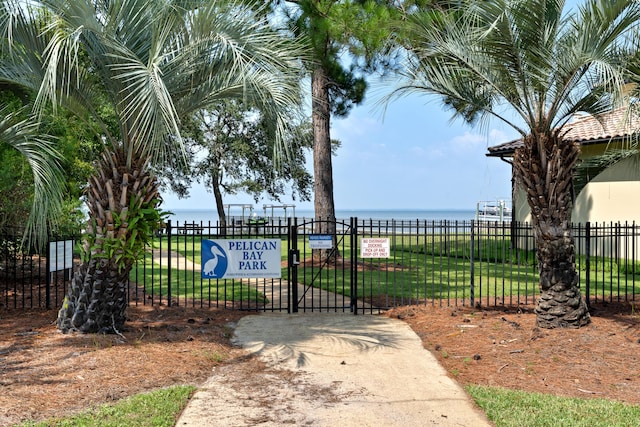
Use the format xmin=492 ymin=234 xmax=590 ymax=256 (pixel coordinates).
xmin=57 ymin=150 xmax=159 ymax=333
xmin=57 ymin=257 xmax=130 ymax=333
xmin=514 ymin=133 xmax=590 ymax=328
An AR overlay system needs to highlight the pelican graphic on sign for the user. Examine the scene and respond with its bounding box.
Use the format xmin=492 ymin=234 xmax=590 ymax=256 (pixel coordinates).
xmin=202 ymin=242 xmax=227 ymax=278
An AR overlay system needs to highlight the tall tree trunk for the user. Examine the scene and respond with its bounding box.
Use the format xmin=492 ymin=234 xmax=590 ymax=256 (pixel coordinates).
xmin=312 ymin=65 xmax=335 ymax=222
xmin=311 ymin=65 xmax=338 ymax=260
xmin=57 ymin=150 xmax=159 ymax=333
xmin=514 ymin=133 xmax=590 ymax=328
xmin=212 ymin=170 xmax=227 ymax=236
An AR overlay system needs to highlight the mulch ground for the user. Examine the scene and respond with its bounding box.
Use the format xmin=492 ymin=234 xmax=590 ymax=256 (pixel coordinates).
xmin=387 ymin=301 xmax=640 ymax=405
xmin=1 ymin=301 xmax=640 ymax=425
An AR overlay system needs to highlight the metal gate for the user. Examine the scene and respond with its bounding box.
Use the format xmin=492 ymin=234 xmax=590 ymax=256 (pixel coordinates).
xmin=287 ymin=218 xmax=377 ymax=314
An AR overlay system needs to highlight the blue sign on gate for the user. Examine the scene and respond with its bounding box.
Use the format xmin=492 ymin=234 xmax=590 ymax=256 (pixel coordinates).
xmin=308 ymin=234 xmax=333 ymax=249
xmin=202 ymin=239 xmax=281 ymax=279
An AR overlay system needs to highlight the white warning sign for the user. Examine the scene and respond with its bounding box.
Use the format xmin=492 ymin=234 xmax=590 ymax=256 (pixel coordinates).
xmin=360 ymin=238 xmax=390 ymax=258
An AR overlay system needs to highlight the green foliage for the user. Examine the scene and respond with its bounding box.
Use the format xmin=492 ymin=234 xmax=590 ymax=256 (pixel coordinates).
xmin=0 ymin=90 xmax=36 ymax=229
xmin=3 ymin=0 xmax=307 ymax=239
xmin=20 ymin=385 xmax=196 ymax=427
xmin=386 ymin=0 xmax=640 ymax=276
xmin=83 ymin=199 xmax=169 ymax=270
xmin=273 ymin=0 xmax=438 ymax=223
xmin=278 ymin=0 xmax=410 ymax=116
xmin=50 ymin=199 xmax=86 ymax=236
xmin=157 ymin=101 xmax=313 ymax=213
xmin=0 ymin=141 xmax=32 ymax=228
xmin=0 ymin=87 xmax=100 ymax=236
xmin=0 ymin=107 xmax=65 ymax=248
xmin=42 ymin=109 xmax=104 ymax=200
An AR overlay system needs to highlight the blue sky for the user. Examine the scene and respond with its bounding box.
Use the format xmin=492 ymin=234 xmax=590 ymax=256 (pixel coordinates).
xmin=161 ymin=0 xmax=581 ymax=212
xmin=161 ymin=83 xmax=517 ymax=211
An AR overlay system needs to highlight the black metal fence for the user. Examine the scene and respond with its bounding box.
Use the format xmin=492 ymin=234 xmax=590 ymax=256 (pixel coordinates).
xmin=0 ymin=227 xmax=80 ymax=309
xmin=2 ymin=220 xmax=640 ymax=311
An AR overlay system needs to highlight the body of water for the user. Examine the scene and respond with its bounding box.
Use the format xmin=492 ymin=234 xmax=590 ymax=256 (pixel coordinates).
xmin=165 ymin=208 xmax=477 ymax=224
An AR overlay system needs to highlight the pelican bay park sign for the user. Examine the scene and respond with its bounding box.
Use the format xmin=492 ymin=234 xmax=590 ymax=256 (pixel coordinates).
xmin=201 ymin=239 xmax=282 ymax=279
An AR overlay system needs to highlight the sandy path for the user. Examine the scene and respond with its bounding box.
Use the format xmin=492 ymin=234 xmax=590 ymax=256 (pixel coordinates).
xmin=176 ymin=313 xmax=492 ymax=426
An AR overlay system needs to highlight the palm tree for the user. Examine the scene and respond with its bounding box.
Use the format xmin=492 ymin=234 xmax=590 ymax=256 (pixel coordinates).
xmin=1 ymin=0 xmax=307 ymax=333
xmin=388 ymin=0 xmax=640 ymax=328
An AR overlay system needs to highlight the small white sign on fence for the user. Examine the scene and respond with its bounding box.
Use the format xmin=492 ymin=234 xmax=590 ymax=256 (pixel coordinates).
xmin=308 ymin=234 xmax=333 ymax=249
xmin=49 ymin=240 xmax=74 ymax=272
xmin=360 ymin=238 xmax=390 ymax=258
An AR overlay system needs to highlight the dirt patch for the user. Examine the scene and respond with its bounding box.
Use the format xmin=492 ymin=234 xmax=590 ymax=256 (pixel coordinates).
xmin=1 ymin=301 xmax=640 ymax=425
xmin=0 ymin=305 xmax=247 ymax=426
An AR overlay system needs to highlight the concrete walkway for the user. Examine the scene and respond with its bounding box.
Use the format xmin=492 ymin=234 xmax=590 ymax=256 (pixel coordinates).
xmin=242 ymin=279 xmax=374 ymax=313
xmin=151 ymin=249 xmax=199 ymax=271
xmin=176 ymin=313 xmax=493 ymax=426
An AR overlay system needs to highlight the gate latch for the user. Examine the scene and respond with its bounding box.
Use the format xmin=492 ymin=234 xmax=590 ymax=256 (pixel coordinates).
xmin=289 ymin=249 xmax=300 ymax=266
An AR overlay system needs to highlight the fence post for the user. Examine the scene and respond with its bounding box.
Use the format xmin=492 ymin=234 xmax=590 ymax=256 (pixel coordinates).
xmin=167 ymin=220 xmax=172 ymax=307
xmin=470 ymin=220 xmax=475 ymax=308
xmin=289 ymin=217 xmax=299 ymax=313
xmin=46 ymin=237 xmax=51 ymax=310
xmin=634 ymin=221 xmax=637 ymax=302
xmin=585 ymin=222 xmax=591 ymax=309
xmin=350 ymin=217 xmax=358 ymax=315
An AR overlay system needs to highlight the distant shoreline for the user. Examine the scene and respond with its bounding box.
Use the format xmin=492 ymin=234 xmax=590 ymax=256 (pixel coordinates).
xmin=165 ymin=208 xmax=477 ymax=223
xmin=165 ymin=208 xmax=474 ymax=212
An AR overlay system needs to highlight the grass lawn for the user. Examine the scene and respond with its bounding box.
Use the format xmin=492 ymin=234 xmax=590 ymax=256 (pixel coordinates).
xmin=17 ymin=362 xmax=640 ymax=427
xmin=130 ymin=251 xmax=267 ymax=305
xmin=19 ymin=386 xmax=195 ymax=427
xmin=130 ymin=233 xmax=640 ymax=305
xmin=468 ymin=385 xmax=640 ymax=427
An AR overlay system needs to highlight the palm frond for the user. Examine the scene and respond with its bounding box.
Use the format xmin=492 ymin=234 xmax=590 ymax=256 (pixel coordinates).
xmin=0 ymin=0 xmax=308 ymax=251
xmin=0 ymin=107 xmax=65 ymax=249
xmin=31 ymin=0 xmax=308 ymax=169
xmin=388 ymin=0 xmax=640 ymax=137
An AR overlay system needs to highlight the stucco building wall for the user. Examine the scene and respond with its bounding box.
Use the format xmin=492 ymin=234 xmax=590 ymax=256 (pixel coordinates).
xmin=512 ymin=155 xmax=640 ymax=259
xmin=572 ymin=156 xmax=640 ymax=224
xmin=513 ymin=155 xmax=640 ymax=224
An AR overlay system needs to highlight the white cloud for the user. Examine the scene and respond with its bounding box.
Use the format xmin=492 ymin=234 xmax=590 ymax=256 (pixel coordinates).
xmin=443 ymin=128 xmax=516 ymax=156
xmin=426 ymin=148 xmax=446 ymax=159
xmin=449 ymin=131 xmax=486 ymax=153
xmin=409 ymin=146 xmax=428 ymax=157
xmin=331 ymin=115 xmax=381 ymax=141
xmin=488 ymin=128 xmax=512 ymax=143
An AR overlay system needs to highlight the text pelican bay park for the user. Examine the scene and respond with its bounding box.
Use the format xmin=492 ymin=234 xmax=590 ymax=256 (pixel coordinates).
xmin=202 ymin=239 xmax=281 ymax=279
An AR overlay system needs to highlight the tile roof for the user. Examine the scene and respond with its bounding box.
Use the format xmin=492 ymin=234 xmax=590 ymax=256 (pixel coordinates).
xmin=487 ymin=107 xmax=640 ymax=156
